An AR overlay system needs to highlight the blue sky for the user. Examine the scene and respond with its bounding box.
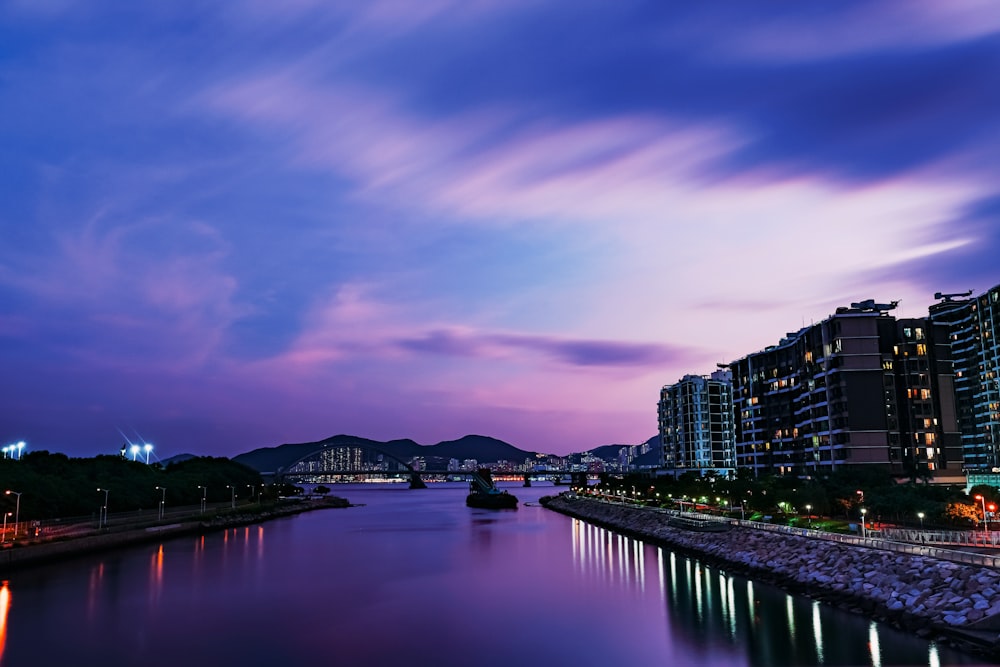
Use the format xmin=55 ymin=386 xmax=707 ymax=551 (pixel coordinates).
xmin=2 ymin=1 xmax=999 ymax=458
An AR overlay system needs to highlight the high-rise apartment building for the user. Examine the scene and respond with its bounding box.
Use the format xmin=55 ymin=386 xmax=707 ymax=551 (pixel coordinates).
xmin=931 ymin=284 xmax=1000 ymax=471
xmin=729 ymin=301 xmax=961 ymax=478
xmin=658 ymin=370 xmax=736 ymax=475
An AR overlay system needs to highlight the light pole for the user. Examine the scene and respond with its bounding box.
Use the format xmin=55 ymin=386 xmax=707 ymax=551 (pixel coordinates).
xmin=198 ymin=485 xmax=207 ymax=514
xmin=1 ymin=513 xmax=10 ymax=542
xmin=5 ymin=491 xmax=21 ymax=539
xmin=144 ymin=443 xmax=153 ymax=464
xmin=130 ymin=444 xmax=140 ymax=461
xmin=156 ymin=486 xmax=167 ymax=520
xmin=974 ymin=494 xmax=989 ymax=538
xmin=97 ymin=488 xmax=109 ymax=529
xmin=805 ymin=504 xmax=812 ymax=528
xmin=226 ymin=485 xmax=236 ymax=509
xmin=15 ymin=442 xmax=24 ymax=460
xmin=917 ymin=511 xmax=925 ymax=530
xmin=860 ymin=508 xmax=868 ymax=539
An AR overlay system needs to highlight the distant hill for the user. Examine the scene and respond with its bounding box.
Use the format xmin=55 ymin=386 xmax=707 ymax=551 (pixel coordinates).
xmin=582 ymin=435 xmax=659 ymax=463
xmin=161 ymin=453 xmax=197 ymax=466
xmin=233 ymin=434 xmax=537 ymax=473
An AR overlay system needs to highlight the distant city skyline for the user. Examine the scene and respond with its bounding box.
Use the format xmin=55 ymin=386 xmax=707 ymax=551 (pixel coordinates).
xmin=2 ymin=3 xmax=1000 ymax=458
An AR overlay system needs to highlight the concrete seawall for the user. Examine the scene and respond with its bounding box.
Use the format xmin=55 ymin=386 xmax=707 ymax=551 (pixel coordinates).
xmin=0 ymin=497 xmax=350 ymax=572
xmin=542 ymin=494 xmax=1000 ymax=659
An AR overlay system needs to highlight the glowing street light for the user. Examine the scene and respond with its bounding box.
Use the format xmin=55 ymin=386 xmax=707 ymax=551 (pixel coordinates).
xmin=860 ymin=508 xmax=868 ymax=539
xmin=16 ymin=442 xmax=24 ymax=459
xmin=917 ymin=511 xmax=925 ymax=529
xmin=130 ymin=444 xmax=140 ymax=461
xmin=156 ymin=486 xmax=167 ymax=521
xmin=805 ymin=504 xmax=812 ymax=528
xmin=4 ymin=491 xmax=21 ymax=540
xmin=1 ymin=446 xmax=8 ymax=459
xmin=1 ymin=513 xmax=10 ymax=541
xmin=97 ymin=488 xmax=109 ymax=529
xmin=144 ymin=444 xmax=153 ymax=464
xmin=226 ymin=485 xmax=236 ymax=509
xmin=975 ymin=494 xmax=989 ymax=538
xmin=198 ymin=485 xmax=207 ymax=514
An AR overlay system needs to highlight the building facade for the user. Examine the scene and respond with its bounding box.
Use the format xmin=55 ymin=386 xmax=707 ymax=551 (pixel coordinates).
xmin=729 ymin=302 xmax=962 ymax=478
xmin=658 ymin=370 xmax=736 ymax=474
xmin=931 ymin=284 xmax=1000 ymax=471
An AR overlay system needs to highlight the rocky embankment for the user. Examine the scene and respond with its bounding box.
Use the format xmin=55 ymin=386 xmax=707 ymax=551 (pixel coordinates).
xmin=543 ymin=494 xmax=1000 ymax=658
xmin=0 ymin=496 xmax=350 ymax=572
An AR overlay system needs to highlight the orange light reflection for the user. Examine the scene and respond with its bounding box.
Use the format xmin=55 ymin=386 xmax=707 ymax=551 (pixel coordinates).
xmin=0 ymin=581 xmax=10 ymax=662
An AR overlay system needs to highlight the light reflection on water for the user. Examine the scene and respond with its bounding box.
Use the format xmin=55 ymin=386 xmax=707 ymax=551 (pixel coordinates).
xmin=567 ymin=514 xmax=975 ymax=667
xmin=0 ymin=484 xmax=984 ymax=667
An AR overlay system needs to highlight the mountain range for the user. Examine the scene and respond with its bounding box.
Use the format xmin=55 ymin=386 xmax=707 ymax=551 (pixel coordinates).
xmin=232 ymin=434 xmax=542 ymax=473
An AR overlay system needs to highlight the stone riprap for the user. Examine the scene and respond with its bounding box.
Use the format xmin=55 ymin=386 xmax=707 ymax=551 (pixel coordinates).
xmin=542 ymin=494 xmax=1000 ymax=657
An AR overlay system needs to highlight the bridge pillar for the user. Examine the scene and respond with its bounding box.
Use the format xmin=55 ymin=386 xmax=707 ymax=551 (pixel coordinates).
xmin=523 ymin=474 xmax=531 ymax=487
xmin=409 ymin=473 xmax=427 ymax=489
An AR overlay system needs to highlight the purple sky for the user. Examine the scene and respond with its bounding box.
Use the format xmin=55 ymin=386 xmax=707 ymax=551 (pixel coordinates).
xmin=2 ymin=2 xmax=1000 ymax=459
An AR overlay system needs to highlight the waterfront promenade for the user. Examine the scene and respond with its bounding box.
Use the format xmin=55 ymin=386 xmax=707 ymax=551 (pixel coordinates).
xmin=0 ymin=495 xmax=349 ymax=571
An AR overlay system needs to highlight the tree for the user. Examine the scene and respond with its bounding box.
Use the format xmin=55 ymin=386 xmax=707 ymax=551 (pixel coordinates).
xmin=943 ymin=501 xmax=980 ymax=527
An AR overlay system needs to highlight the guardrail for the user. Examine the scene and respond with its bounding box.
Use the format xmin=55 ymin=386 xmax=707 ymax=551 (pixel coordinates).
xmin=573 ymin=494 xmax=1000 ymax=569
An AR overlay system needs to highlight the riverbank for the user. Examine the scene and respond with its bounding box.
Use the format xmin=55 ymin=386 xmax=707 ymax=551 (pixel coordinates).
xmin=542 ymin=493 xmax=1000 ymax=660
xmin=0 ymin=496 xmax=351 ymax=573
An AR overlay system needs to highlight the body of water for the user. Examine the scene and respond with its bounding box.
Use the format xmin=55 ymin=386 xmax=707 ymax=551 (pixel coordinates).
xmin=0 ymin=483 xmax=980 ymax=666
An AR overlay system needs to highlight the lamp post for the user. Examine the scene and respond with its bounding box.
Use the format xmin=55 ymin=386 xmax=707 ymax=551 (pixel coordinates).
xmin=15 ymin=442 xmax=24 ymax=460
xmin=226 ymin=485 xmax=236 ymax=509
xmin=975 ymin=494 xmax=989 ymax=538
xmin=4 ymin=491 xmax=21 ymax=539
xmin=1 ymin=446 xmax=8 ymax=459
xmin=130 ymin=444 xmax=140 ymax=461
xmin=144 ymin=443 xmax=153 ymax=464
xmin=97 ymin=488 xmax=109 ymax=529
xmin=990 ymin=504 xmax=997 ymax=534
xmin=917 ymin=511 xmax=925 ymax=530
xmin=198 ymin=485 xmax=207 ymax=514
xmin=860 ymin=508 xmax=868 ymax=539
xmin=805 ymin=504 xmax=812 ymax=528
xmin=2 ymin=513 xmax=10 ymax=542
xmin=156 ymin=486 xmax=167 ymax=520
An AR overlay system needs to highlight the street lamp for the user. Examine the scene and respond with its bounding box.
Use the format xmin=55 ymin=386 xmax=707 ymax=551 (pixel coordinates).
xmin=198 ymin=485 xmax=207 ymax=514
xmin=990 ymin=504 xmax=997 ymax=534
xmin=226 ymin=485 xmax=236 ymax=509
xmin=860 ymin=508 xmax=868 ymax=539
xmin=97 ymin=488 xmax=109 ymax=529
xmin=975 ymin=494 xmax=989 ymax=538
xmin=130 ymin=444 xmax=140 ymax=461
xmin=156 ymin=486 xmax=167 ymax=520
xmin=1 ymin=446 xmax=8 ymax=459
xmin=805 ymin=504 xmax=812 ymax=528
xmin=5 ymin=491 xmax=21 ymax=540
xmin=16 ymin=442 xmax=24 ymax=459
xmin=144 ymin=443 xmax=153 ymax=464
xmin=917 ymin=511 xmax=925 ymax=529
xmin=1 ymin=513 xmax=10 ymax=541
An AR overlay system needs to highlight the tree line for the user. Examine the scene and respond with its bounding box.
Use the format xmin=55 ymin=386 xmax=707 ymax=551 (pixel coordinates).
xmin=599 ymin=467 xmax=996 ymax=530
xmin=0 ymin=451 xmax=299 ymax=521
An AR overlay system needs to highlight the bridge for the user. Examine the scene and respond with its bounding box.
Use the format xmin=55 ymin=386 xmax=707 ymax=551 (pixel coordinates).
xmin=271 ymin=442 xmax=588 ymax=489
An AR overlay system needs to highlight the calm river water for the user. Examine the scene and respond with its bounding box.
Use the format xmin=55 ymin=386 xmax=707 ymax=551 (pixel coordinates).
xmin=0 ymin=483 xmax=982 ymax=666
